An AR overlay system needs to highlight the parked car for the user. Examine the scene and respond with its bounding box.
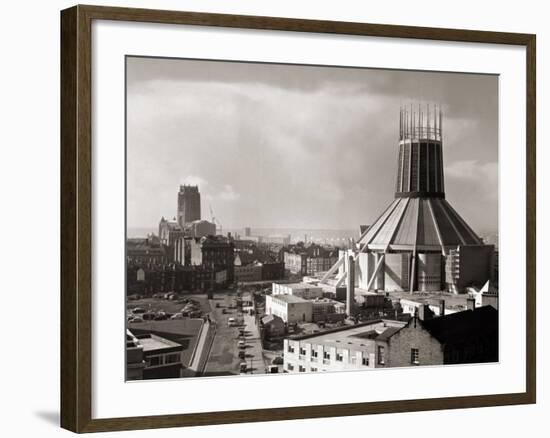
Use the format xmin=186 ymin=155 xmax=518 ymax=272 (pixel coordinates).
xmin=128 ymin=316 xmax=143 ymax=323
xmin=239 ymin=362 xmax=247 ymax=373
xmin=132 ymin=307 xmax=146 ymax=314
xmin=170 ymin=313 xmax=184 ymax=320
xmin=238 ymin=350 xmax=246 ymax=359
xmin=228 ymin=317 xmax=236 ymax=327
xmin=238 ymin=340 xmax=246 ymax=348
xmin=188 ymin=310 xmax=201 ymax=318
xmin=142 ymin=312 xmax=155 ymax=321
xmin=267 ymin=365 xmax=279 ymax=373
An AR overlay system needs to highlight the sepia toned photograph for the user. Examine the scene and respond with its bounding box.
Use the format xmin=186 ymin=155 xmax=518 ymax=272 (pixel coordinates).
xmin=125 ymin=56 xmax=499 ymax=381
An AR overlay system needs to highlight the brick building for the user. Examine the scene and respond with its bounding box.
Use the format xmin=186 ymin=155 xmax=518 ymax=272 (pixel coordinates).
xmin=283 ymin=243 xmax=339 ymax=276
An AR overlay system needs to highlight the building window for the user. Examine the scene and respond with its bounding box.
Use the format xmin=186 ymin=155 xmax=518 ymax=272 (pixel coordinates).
xmin=411 ymin=348 xmax=419 ymax=365
xmin=336 ymin=352 xmax=343 ymax=362
xmin=164 ymin=353 xmax=180 ymax=364
xmin=287 ymin=363 xmax=294 ymax=371
xmin=362 ymin=356 xmax=369 ymax=366
xmin=310 ymin=367 xmax=318 ymax=372
xmin=312 ymin=349 xmax=318 ymax=358
xmin=299 ymin=365 xmax=306 ymax=373
xmin=377 ymin=346 xmax=385 ymax=365
xmin=287 ymin=344 xmax=295 ymax=354
xmin=299 ymin=347 xmax=307 ymax=357
xmin=148 ymin=356 xmax=162 ymax=367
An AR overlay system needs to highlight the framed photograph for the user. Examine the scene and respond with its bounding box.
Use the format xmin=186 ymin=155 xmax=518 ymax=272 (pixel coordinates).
xmin=60 ymin=4 xmax=536 ymax=433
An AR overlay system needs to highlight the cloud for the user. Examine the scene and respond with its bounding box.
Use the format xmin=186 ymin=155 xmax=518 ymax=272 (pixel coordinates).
xmin=126 ymin=58 xmax=498 ymax=233
xmin=179 ymin=175 xmax=208 ymax=187
xmin=446 ymin=160 xmax=498 ymax=184
xmin=218 ymin=185 xmax=240 ymax=201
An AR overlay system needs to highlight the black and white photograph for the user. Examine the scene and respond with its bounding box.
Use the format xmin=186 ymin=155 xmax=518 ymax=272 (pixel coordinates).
xmin=125 ymin=56 xmax=499 ymax=380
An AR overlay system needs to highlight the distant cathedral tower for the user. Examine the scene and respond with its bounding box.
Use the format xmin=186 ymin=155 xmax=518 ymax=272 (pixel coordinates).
xmin=177 ymin=185 xmax=201 ymax=226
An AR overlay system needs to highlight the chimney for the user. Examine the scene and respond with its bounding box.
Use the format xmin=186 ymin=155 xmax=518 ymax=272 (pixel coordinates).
xmin=466 ymin=297 xmax=476 ymax=311
xmin=418 ymin=304 xmax=434 ymax=321
xmin=439 ymin=299 xmax=445 ymax=317
xmin=346 ymin=255 xmax=355 ymax=316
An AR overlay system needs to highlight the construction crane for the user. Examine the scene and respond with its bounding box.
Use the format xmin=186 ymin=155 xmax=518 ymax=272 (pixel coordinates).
xmin=209 ymin=204 xmax=223 ymax=235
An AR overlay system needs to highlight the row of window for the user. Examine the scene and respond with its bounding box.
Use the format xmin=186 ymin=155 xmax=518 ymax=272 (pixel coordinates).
xmin=288 ymin=344 xmax=377 ymax=366
xmin=288 ymin=345 xmax=421 ymax=366
xmin=145 ymin=353 xmax=181 ymax=367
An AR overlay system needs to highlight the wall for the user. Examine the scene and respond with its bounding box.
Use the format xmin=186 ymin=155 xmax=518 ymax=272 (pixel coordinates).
xmin=386 ymin=319 xmax=444 ymax=367
xmin=1 ymin=1 xmax=546 ymax=438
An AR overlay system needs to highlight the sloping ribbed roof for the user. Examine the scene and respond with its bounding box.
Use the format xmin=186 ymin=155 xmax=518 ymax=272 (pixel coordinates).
xmin=371 ymin=198 xmax=409 ymax=246
xmin=359 ymin=197 xmax=482 ymax=250
xmin=360 ymin=199 xmax=400 ymax=245
xmin=393 ymin=198 xmax=419 ymax=245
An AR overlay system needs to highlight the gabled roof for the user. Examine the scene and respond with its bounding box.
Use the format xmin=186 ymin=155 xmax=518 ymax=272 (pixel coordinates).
xmin=422 ymin=305 xmax=498 ymax=344
xmin=376 ymin=325 xmax=404 ymax=341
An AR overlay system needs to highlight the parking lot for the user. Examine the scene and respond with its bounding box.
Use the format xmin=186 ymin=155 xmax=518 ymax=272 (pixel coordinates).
xmin=126 ymin=294 xmax=211 ymax=323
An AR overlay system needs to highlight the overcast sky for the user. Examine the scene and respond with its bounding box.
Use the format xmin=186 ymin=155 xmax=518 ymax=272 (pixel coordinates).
xmin=126 ymin=56 xmax=498 ymax=234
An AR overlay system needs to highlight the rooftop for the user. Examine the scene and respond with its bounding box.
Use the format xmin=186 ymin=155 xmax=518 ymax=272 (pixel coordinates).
xmin=270 ymin=294 xmax=309 ymax=304
xmin=275 ymin=282 xmax=323 ymax=290
xmin=135 ymin=333 xmax=182 ymax=353
xmin=127 ymin=319 xmax=203 ymax=366
xmin=422 ymin=305 xmax=498 ymax=344
xmin=389 ymin=290 xmax=470 ymax=310
xmin=289 ymin=319 xmax=407 ymax=349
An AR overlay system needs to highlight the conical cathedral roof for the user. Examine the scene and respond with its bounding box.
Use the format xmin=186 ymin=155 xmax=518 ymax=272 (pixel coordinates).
xmin=357 ymin=105 xmax=483 ymax=253
xmin=358 ymin=197 xmax=482 ymax=252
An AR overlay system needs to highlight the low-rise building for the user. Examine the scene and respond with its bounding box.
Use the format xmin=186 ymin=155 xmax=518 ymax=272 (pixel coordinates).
xmin=422 ymin=305 xmax=498 ymax=364
xmin=234 ymin=263 xmax=263 ymax=282
xmin=190 ymin=235 xmax=234 ymax=283
xmin=272 ymin=282 xmax=323 ymax=299
xmin=261 ymin=261 xmax=285 ymax=281
xmin=265 ymin=294 xmax=313 ymax=324
xmin=283 ymin=305 xmax=498 ymax=373
xmin=311 ymin=298 xmax=346 ymax=323
xmin=283 ymin=243 xmax=339 ymax=276
xmin=126 ymin=330 xmax=184 ymax=380
xmin=126 ymin=236 xmax=167 ymax=266
xmin=260 ymin=314 xmax=286 ymax=339
xmin=126 ymin=330 xmax=146 ymax=380
xmin=283 ymin=319 xmax=439 ymax=373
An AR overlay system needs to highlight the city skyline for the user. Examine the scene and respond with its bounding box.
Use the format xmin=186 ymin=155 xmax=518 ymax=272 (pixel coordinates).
xmin=126 ymin=57 xmax=498 ymax=234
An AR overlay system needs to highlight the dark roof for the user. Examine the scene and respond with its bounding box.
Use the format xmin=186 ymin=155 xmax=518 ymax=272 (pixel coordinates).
xmin=235 ymin=252 xmax=258 ymax=266
xmin=350 ymin=329 xmax=379 ymax=340
xmin=376 ymin=326 xmax=404 ymax=341
xmin=126 ymin=238 xmax=165 ymax=256
xmin=422 ymin=306 xmax=498 ymax=345
xmin=261 ymin=314 xmax=284 ymax=326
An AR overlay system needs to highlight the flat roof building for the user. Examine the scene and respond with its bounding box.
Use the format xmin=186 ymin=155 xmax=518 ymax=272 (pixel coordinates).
xmin=272 ymin=282 xmax=324 ymax=299
xmin=126 ymin=329 xmax=184 ymax=380
xmin=265 ymin=293 xmax=313 ymax=324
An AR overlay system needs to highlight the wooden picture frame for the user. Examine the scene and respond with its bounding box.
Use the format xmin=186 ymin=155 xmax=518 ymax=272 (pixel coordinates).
xmin=60 ymin=4 xmax=536 ymax=433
